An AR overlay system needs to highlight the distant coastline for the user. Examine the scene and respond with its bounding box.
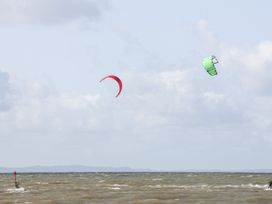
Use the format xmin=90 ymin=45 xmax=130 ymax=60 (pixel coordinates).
xmin=0 ymin=165 xmax=271 ymax=173
xmin=0 ymin=165 xmax=151 ymax=173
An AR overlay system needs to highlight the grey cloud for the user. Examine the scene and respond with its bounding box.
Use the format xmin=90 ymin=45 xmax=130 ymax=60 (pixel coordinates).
xmin=0 ymin=71 xmax=12 ymax=111
xmin=0 ymin=0 xmax=108 ymax=25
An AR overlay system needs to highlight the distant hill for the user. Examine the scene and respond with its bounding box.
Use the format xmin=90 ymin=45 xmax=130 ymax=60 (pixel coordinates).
xmin=0 ymin=166 xmax=271 ymax=173
xmin=0 ymin=165 xmax=151 ymax=173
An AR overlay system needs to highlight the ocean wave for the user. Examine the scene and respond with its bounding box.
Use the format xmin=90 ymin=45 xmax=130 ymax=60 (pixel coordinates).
xmin=101 ymin=184 xmax=129 ymax=189
xmin=35 ymin=182 xmax=49 ymax=185
xmin=112 ymin=184 xmax=129 ymax=187
xmin=187 ymin=174 xmax=198 ymax=177
xmin=151 ymin=178 xmax=163 ymax=181
xmin=107 ymin=187 xmax=121 ymax=190
xmin=147 ymin=184 xmax=207 ymax=189
xmin=214 ymin=184 xmax=267 ymax=189
xmin=241 ymin=175 xmax=254 ymax=178
xmin=147 ymin=183 xmax=268 ymax=190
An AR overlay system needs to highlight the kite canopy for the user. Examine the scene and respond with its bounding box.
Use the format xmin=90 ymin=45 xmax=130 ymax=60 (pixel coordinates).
xmin=100 ymin=75 xmax=122 ymax=97
xmin=202 ymin=56 xmax=218 ymax=76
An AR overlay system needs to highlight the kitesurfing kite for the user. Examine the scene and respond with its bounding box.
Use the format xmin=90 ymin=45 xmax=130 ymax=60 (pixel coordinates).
xmin=100 ymin=75 xmax=122 ymax=97
xmin=202 ymin=55 xmax=219 ymax=76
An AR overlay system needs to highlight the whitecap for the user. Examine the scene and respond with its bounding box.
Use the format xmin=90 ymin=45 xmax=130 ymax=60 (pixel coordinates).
xmin=6 ymin=187 xmax=25 ymax=193
xmin=152 ymin=178 xmax=163 ymax=181
xmin=36 ymin=182 xmax=49 ymax=185
xmin=112 ymin=184 xmax=128 ymax=187
xmin=148 ymin=185 xmax=161 ymax=188
xmin=213 ymin=184 xmax=267 ymax=189
xmin=109 ymin=187 xmax=120 ymax=190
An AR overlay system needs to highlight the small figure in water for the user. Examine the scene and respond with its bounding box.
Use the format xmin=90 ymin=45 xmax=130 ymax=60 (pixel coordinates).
xmin=13 ymin=171 xmax=20 ymax=188
xmin=269 ymin=181 xmax=272 ymax=189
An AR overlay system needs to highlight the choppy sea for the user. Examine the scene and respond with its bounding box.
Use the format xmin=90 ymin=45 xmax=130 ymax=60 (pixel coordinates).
xmin=1 ymin=172 xmax=272 ymax=203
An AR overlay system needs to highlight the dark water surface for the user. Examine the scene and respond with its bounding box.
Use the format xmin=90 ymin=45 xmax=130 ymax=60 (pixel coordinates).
xmin=1 ymin=172 xmax=272 ymax=203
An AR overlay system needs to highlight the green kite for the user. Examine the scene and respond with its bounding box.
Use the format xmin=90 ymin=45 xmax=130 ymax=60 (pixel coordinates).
xmin=202 ymin=56 xmax=218 ymax=76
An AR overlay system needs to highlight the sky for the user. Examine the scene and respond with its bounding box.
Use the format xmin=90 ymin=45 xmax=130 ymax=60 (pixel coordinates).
xmin=0 ymin=0 xmax=272 ymax=171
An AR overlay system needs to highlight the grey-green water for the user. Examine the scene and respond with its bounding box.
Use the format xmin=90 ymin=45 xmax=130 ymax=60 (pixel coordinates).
xmin=1 ymin=173 xmax=272 ymax=203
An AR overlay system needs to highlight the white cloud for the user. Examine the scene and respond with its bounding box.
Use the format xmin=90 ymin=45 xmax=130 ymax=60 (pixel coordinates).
xmin=201 ymin=92 xmax=225 ymax=106
xmin=0 ymin=77 xmax=101 ymax=132
xmin=196 ymin=19 xmax=218 ymax=50
xmin=0 ymin=0 xmax=108 ymax=25
xmin=1 ymin=16 xmax=272 ymax=169
xmin=0 ymin=71 xmax=15 ymax=111
xmin=160 ymin=70 xmax=192 ymax=95
xmin=219 ymin=41 xmax=272 ymax=95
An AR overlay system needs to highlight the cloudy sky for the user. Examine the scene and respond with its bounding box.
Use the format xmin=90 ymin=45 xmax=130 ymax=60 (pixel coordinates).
xmin=0 ymin=0 xmax=272 ymax=171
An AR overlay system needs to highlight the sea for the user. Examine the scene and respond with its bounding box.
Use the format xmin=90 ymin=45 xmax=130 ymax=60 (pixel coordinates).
xmin=1 ymin=172 xmax=272 ymax=204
